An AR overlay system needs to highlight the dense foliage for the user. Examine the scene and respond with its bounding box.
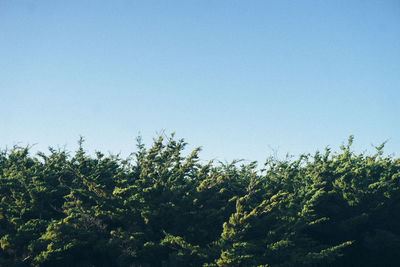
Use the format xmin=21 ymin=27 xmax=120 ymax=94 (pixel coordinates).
xmin=0 ymin=135 xmax=399 ymax=266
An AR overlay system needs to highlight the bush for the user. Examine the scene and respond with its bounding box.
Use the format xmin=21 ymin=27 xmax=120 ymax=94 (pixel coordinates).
xmin=0 ymin=135 xmax=399 ymax=266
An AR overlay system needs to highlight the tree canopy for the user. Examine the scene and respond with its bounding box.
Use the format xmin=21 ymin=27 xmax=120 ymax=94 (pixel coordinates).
xmin=0 ymin=135 xmax=399 ymax=266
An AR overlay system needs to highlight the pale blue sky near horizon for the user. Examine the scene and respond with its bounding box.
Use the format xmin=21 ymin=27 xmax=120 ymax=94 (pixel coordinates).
xmin=1 ymin=0 xmax=399 ymax=164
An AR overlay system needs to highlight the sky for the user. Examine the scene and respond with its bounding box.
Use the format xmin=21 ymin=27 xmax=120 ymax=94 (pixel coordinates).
xmin=0 ymin=0 xmax=399 ymax=164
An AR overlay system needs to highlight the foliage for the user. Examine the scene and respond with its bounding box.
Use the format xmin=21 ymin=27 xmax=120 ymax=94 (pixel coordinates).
xmin=0 ymin=135 xmax=399 ymax=266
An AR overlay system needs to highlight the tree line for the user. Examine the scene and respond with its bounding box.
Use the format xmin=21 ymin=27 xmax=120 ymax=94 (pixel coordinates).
xmin=0 ymin=135 xmax=399 ymax=266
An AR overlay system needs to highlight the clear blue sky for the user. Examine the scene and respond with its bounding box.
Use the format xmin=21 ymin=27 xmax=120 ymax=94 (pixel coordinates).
xmin=1 ymin=0 xmax=399 ymax=163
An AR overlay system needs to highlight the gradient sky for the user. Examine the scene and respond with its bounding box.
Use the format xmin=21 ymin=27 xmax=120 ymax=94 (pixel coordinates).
xmin=1 ymin=0 xmax=399 ymax=163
